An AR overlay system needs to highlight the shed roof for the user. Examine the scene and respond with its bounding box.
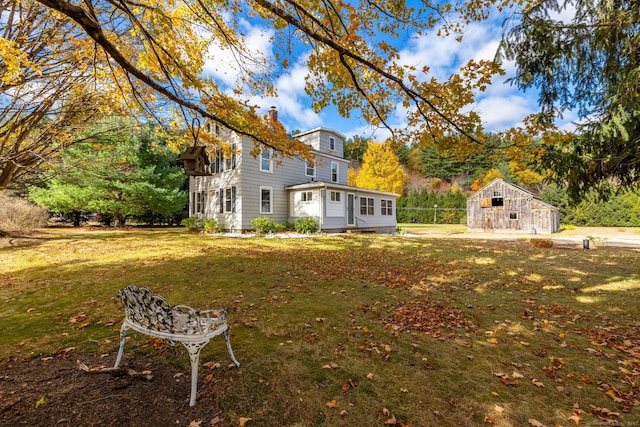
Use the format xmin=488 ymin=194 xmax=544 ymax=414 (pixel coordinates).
xmin=467 ymin=178 xmax=559 ymax=210
xmin=179 ymin=146 xmax=210 ymax=163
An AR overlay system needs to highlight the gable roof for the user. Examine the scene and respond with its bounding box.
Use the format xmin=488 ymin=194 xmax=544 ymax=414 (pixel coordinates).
xmin=179 ymin=146 xmax=210 ymax=163
xmin=468 ymin=178 xmax=558 ymax=210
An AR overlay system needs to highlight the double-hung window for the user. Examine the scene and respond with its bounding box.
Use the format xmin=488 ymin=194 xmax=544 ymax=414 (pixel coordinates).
xmin=220 ymin=187 xmax=236 ymax=213
xmin=331 ymin=162 xmax=338 ymax=183
xmin=225 ymin=143 xmax=237 ymax=170
xmin=192 ymin=191 xmax=205 ymax=214
xmin=381 ymin=199 xmax=393 ymax=216
xmin=260 ymin=148 xmax=272 ymax=172
xmin=260 ymin=186 xmax=272 ymax=214
xmin=305 ymin=161 xmax=316 ymax=177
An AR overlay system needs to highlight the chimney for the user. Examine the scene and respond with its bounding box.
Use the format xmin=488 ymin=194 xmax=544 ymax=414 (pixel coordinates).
xmin=268 ymin=106 xmax=278 ymax=122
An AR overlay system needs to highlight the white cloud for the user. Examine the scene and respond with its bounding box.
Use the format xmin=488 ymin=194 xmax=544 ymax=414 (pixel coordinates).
xmin=473 ymin=95 xmax=534 ymax=130
xmin=202 ymin=23 xmax=274 ymax=87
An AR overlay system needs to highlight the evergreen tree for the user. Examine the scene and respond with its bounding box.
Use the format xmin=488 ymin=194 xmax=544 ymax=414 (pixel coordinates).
xmin=499 ymin=0 xmax=640 ymax=200
xmin=29 ymin=119 xmax=187 ymax=227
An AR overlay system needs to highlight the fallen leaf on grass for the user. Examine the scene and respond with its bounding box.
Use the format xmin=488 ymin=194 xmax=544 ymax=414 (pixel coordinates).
xmin=494 ymin=405 xmax=504 ymax=413
xmin=567 ymin=413 xmax=582 ymax=425
xmin=512 ymin=371 xmax=524 ymax=379
xmin=527 ymin=419 xmax=546 ymax=427
xmin=239 ymin=417 xmax=252 ymax=426
xmin=204 ymin=361 xmax=221 ymax=369
xmin=384 ymin=415 xmax=397 ymax=425
xmin=487 ymin=338 xmax=498 ymax=344
xmin=189 ymin=421 xmax=202 ymax=427
xmin=326 ymin=400 xmax=337 ymax=408
xmin=367 ymin=372 xmax=374 ymax=379
xmin=589 ymin=405 xmax=620 ymax=420
xmin=339 ymin=410 xmax=348 ymax=416
xmin=501 ymin=377 xmax=517 ymax=386
xmin=484 ymin=415 xmax=496 ymax=424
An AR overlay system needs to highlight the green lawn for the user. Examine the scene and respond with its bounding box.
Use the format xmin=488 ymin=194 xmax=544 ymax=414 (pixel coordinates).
xmin=1 ymin=228 xmax=638 ymax=426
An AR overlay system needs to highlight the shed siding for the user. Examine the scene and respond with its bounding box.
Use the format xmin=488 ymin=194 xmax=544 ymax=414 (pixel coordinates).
xmin=467 ymin=179 xmax=559 ymax=234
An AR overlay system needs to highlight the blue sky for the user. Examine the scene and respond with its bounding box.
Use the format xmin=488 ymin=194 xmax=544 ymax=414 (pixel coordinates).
xmin=202 ymin=10 xmax=578 ymax=141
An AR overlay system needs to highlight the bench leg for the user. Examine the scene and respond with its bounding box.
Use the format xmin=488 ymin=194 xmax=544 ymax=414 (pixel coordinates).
xmin=225 ymin=329 xmax=240 ymax=368
xmin=114 ymin=323 xmax=129 ymax=368
xmin=183 ymin=341 xmax=208 ymax=406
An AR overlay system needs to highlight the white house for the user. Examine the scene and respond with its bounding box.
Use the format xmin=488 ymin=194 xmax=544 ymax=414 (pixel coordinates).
xmin=184 ymin=111 xmax=399 ymax=233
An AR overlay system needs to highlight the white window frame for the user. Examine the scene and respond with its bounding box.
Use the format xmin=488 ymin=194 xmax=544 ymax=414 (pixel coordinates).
xmin=305 ymin=161 xmax=316 ymax=177
xmin=381 ymin=199 xmax=393 ymax=216
xmin=260 ymin=186 xmax=273 ymax=214
xmin=260 ymin=148 xmax=273 ymax=172
xmin=301 ymin=191 xmax=313 ymax=202
xmin=360 ymin=197 xmax=374 ymax=216
xmin=331 ymin=162 xmax=338 ymax=183
xmin=224 ymin=186 xmax=236 ymax=213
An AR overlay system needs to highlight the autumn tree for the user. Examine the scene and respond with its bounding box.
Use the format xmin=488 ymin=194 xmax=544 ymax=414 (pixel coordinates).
xmin=355 ymin=142 xmax=406 ymax=194
xmin=0 ymin=0 xmax=118 ymax=190
xmin=17 ymin=0 xmax=509 ymax=166
xmin=498 ymin=0 xmax=640 ymax=199
xmin=10 ymin=0 xmax=633 ymax=199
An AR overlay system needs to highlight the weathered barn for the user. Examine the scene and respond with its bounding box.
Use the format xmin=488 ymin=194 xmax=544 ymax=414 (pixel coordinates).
xmin=466 ymin=179 xmax=560 ymax=234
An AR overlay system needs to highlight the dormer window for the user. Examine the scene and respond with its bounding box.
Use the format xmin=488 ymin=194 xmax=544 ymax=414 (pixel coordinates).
xmin=329 ymin=136 xmax=335 ymax=151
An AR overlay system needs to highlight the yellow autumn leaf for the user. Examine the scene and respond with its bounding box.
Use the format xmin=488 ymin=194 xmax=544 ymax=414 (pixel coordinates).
xmin=326 ymin=399 xmax=337 ymax=408
xmin=239 ymin=417 xmax=253 ymax=426
xmin=487 ymin=337 xmax=498 ymax=344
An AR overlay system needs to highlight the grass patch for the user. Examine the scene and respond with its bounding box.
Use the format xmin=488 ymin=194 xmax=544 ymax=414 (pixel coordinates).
xmin=398 ymin=223 xmax=467 ymax=234
xmin=1 ymin=228 xmax=639 ymax=426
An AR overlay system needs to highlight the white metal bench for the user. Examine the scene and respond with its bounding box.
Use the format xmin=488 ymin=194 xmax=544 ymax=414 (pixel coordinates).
xmin=114 ymin=284 xmax=239 ymax=406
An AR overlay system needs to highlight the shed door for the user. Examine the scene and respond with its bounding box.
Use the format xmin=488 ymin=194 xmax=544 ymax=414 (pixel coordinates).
xmin=347 ymin=193 xmax=355 ymax=226
xmin=483 ymin=211 xmax=493 ymax=231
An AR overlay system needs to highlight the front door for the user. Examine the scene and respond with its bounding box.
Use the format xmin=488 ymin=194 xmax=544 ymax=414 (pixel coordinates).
xmin=347 ymin=193 xmax=355 ymax=226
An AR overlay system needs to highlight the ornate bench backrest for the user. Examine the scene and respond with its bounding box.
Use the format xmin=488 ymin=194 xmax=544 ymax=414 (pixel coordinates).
xmin=117 ymin=284 xmax=177 ymax=333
